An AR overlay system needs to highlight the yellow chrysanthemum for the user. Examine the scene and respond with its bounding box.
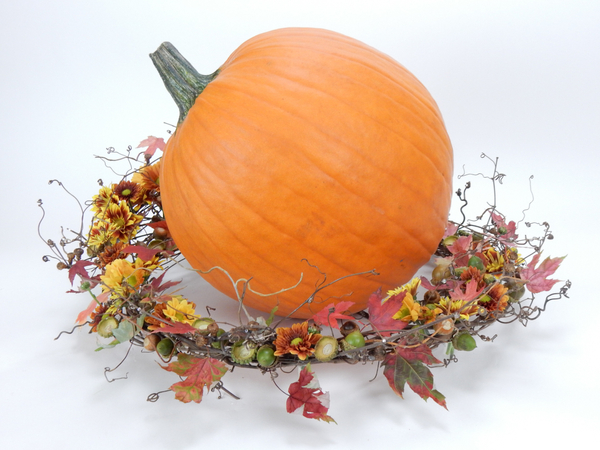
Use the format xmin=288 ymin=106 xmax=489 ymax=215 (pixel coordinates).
xmin=437 ymin=297 xmax=479 ymax=320
xmin=104 ymin=201 xmax=143 ymax=241
xmin=88 ymin=221 xmax=115 ymax=249
xmin=386 ymin=277 xmax=421 ymax=299
xmin=483 ymin=248 xmax=504 ymax=273
xmin=92 ymin=186 xmax=117 ymax=214
xmin=392 ymin=293 xmax=422 ymax=323
xmin=164 ymin=296 xmax=197 ymax=325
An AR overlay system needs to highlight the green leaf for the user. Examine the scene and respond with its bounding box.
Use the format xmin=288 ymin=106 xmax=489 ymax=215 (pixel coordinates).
xmin=112 ymin=321 xmax=135 ymax=343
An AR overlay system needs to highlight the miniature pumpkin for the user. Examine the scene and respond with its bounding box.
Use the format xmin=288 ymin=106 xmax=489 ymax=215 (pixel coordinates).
xmin=151 ymin=28 xmax=453 ymax=318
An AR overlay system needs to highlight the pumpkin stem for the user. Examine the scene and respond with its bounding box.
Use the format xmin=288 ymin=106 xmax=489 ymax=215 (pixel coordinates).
xmin=150 ymin=42 xmax=219 ymax=123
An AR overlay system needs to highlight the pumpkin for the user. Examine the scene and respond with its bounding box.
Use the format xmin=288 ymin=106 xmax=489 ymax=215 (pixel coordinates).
xmin=150 ymin=28 xmax=453 ymax=319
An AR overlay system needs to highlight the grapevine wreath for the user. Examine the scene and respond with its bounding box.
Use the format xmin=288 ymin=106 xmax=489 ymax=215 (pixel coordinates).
xmin=40 ymin=28 xmax=569 ymax=423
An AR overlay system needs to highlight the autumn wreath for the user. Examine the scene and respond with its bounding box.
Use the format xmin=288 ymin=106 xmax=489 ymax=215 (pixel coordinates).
xmin=40 ymin=138 xmax=569 ymax=423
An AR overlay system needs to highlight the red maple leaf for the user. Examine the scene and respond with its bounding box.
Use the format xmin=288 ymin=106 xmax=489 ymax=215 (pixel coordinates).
xmin=367 ymin=288 xmax=408 ymax=336
xmin=491 ymin=212 xmax=518 ymax=244
xmin=450 ymin=279 xmax=484 ymax=302
xmin=151 ymin=321 xmax=197 ymax=335
xmin=311 ymin=301 xmax=355 ymax=329
xmin=148 ymin=271 xmax=181 ymax=292
xmin=122 ymin=244 xmax=162 ymax=262
xmin=161 ymin=354 xmax=228 ymax=403
xmin=68 ymin=260 xmax=96 ymax=285
xmin=137 ymin=136 xmax=165 ymax=157
xmin=287 ymin=364 xmax=336 ymax=423
xmin=382 ymin=344 xmax=447 ymax=409
xmin=520 ymin=253 xmax=565 ymax=293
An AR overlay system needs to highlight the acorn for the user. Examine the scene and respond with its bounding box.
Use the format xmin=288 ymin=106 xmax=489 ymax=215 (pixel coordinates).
xmin=423 ymin=289 xmax=440 ymax=304
xmin=156 ymin=338 xmax=175 ymax=356
xmin=314 ymin=336 xmax=339 ymax=362
xmin=433 ymin=317 xmax=455 ymax=336
xmin=342 ymin=330 xmax=365 ymax=351
xmin=211 ymin=328 xmax=226 ymax=349
xmin=432 ymin=264 xmax=451 ymax=285
xmin=152 ymin=227 xmax=168 ymax=239
xmin=231 ymin=341 xmax=257 ymax=365
xmin=452 ymin=332 xmax=477 ymax=351
xmin=256 ymin=344 xmax=277 ymax=368
xmin=143 ymin=334 xmax=161 ymax=351
xmin=340 ymin=321 xmax=359 ymax=337
xmin=97 ymin=317 xmax=118 ymax=338
xmin=192 ymin=317 xmax=216 ymax=335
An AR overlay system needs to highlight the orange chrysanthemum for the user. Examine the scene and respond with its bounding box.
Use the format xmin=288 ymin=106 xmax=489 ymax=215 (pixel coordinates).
xmin=97 ymin=242 xmax=127 ymax=267
xmin=145 ymin=303 xmax=169 ymax=331
xmin=460 ymin=266 xmax=486 ymax=289
xmin=274 ymin=321 xmax=321 ymax=361
xmin=478 ymin=283 xmax=510 ymax=316
xmin=132 ymin=161 xmax=161 ymax=193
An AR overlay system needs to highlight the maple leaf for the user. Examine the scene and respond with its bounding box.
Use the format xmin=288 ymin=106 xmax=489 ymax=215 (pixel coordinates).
xmin=75 ymin=291 xmax=109 ymax=324
xmin=287 ymin=364 xmax=336 ymax=423
xmin=137 ymin=136 xmax=165 ymax=157
xmin=148 ymin=271 xmax=182 ymax=292
xmin=122 ymin=244 xmax=162 ymax=262
xmin=367 ymin=288 xmax=408 ymax=336
xmin=450 ymin=279 xmax=484 ymax=302
xmin=75 ymin=299 xmax=98 ymax=324
xmin=161 ymin=354 xmax=228 ymax=403
xmin=443 ymin=222 xmax=459 ymax=238
xmin=520 ymin=253 xmax=565 ymax=293
xmin=383 ymin=344 xmax=447 ymax=409
xmin=68 ymin=260 xmax=96 ymax=285
xmin=491 ymin=212 xmax=518 ymax=243
xmin=311 ymin=301 xmax=355 ymax=329
xmin=151 ymin=321 xmax=197 ymax=335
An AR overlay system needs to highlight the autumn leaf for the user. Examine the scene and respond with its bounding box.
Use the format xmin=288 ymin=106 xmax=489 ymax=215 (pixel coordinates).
xmin=75 ymin=299 xmax=98 ymax=324
xmin=520 ymin=253 xmax=565 ymax=293
xmin=382 ymin=344 xmax=447 ymax=409
xmin=137 ymin=136 xmax=165 ymax=157
xmin=443 ymin=222 xmax=459 ymax=238
xmin=287 ymin=364 xmax=336 ymax=423
xmin=367 ymin=288 xmax=408 ymax=336
xmin=161 ymin=354 xmax=228 ymax=403
xmin=491 ymin=212 xmax=518 ymax=243
xmin=151 ymin=321 xmax=197 ymax=335
xmin=148 ymin=271 xmax=181 ymax=292
xmin=450 ymin=279 xmax=484 ymax=302
xmin=122 ymin=244 xmax=162 ymax=262
xmin=311 ymin=301 xmax=355 ymax=329
xmin=68 ymin=260 xmax=96 ymax=285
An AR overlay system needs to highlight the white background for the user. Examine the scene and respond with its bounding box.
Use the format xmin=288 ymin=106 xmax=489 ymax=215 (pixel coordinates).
xmin=2 ymin=1 xmax=598 ymax=448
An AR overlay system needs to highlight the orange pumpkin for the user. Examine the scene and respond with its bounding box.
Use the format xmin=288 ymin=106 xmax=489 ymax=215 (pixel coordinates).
xmin=151 ymin=28 xmax=453 ymax=319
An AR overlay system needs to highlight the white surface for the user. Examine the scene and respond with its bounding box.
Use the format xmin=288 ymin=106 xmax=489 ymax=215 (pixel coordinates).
xmin=2 ymin=1 xmax=598 ymax=448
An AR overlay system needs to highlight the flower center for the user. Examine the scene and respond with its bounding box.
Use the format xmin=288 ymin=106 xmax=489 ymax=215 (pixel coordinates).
xmin=290 ymin=337 xmax=303 ymax=346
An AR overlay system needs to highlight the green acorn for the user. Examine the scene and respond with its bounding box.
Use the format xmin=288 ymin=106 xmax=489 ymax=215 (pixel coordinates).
xmin=314 ymin=336 xmax=339 ymax=362
xmin=156 ymin=338 xmax=175 ymax=356
xmin=231 ymin=341 xmax=257 ymax=365
xmin=256 ymin=344 xmax=277 ymax=367
xmin=97 ymin=317 xmax=118 ymax=338
xmin=342 ymin=330 xmax=365 ymax=351
xmin=452 ymin=332 xmax=477 ymax=351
